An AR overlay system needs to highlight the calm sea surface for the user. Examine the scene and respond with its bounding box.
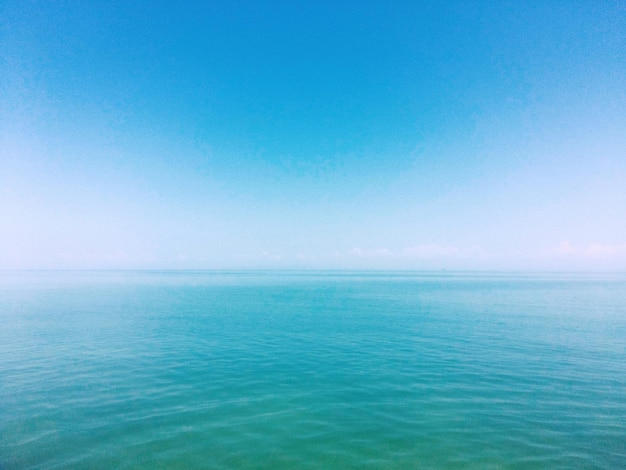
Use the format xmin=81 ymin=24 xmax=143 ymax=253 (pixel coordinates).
xmin=1 ymin=271 xmax=625 ymax=469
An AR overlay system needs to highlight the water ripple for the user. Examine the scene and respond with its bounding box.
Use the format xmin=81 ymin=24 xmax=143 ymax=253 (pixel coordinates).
xmin=1 ymin=271 xmax=625 ymax=469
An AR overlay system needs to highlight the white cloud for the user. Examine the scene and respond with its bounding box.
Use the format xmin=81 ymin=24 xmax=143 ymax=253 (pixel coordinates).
xmin=402 ymin=244 xmax=460 ymax=258
xmin=552 ymin=241 xmax=626 ymax=258
xmin=347 ymin=247 xmax=394 ymax=258
xmin=587 ymin=243 xmax=626 ymax=256
xmin=553 ymin=241 xmax=576 ymax=255
xmin=343 ymin=245 xmax=483 ymax=259
xmin=401 ymin=244 xmax=483 ymax=259
xmin=261 ymin=250 xmax=283 ymax=260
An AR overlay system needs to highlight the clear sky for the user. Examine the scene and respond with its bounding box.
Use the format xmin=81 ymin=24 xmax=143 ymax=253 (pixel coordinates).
xmin=1 ymin=1 xmax=625 ymax=270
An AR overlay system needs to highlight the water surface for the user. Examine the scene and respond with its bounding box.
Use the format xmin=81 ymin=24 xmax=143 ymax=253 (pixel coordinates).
xmin=1 ymin=271 xmax=625 ymax=468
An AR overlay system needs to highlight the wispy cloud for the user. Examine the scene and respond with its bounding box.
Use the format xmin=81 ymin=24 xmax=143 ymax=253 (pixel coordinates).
xmin=552 ymin=241 xmax=626 ymax=258
xmin=401 ymin=244 xmax=484 ymax=259
xmin=261 ymin=250 xmax=283 ymax=261
xmin=344 ymin=245 xmax=483 ymax=259
xmin=347 ymin=247 xmax=394 ymax=258
xmin=402 ymin=244 xmax=459 ymax=258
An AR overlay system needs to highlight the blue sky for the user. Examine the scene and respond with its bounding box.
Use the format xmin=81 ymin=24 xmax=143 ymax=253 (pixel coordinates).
xmin=1 ymin=1 xmax=625 ymax=270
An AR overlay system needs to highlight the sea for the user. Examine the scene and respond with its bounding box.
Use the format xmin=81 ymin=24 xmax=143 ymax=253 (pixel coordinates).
xmin=1 ymin=270 xmax=625 ymax=469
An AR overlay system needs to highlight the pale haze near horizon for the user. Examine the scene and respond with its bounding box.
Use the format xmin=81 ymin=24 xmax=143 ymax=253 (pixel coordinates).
xmin=1 ymin=1 xmax=625 ymax=271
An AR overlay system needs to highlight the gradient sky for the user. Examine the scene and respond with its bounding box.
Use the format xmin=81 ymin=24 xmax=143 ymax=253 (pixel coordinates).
xmin=1 ymin=1 xmax=625 ymax=270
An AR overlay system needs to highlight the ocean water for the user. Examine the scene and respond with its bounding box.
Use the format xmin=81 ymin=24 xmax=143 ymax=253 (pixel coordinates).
xmin=1 ymin=271 xmax=625 ymax=469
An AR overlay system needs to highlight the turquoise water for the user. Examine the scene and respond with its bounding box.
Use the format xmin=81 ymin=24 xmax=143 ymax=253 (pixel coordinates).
xmin=1 ymin=271 xmax=625 ymax=469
